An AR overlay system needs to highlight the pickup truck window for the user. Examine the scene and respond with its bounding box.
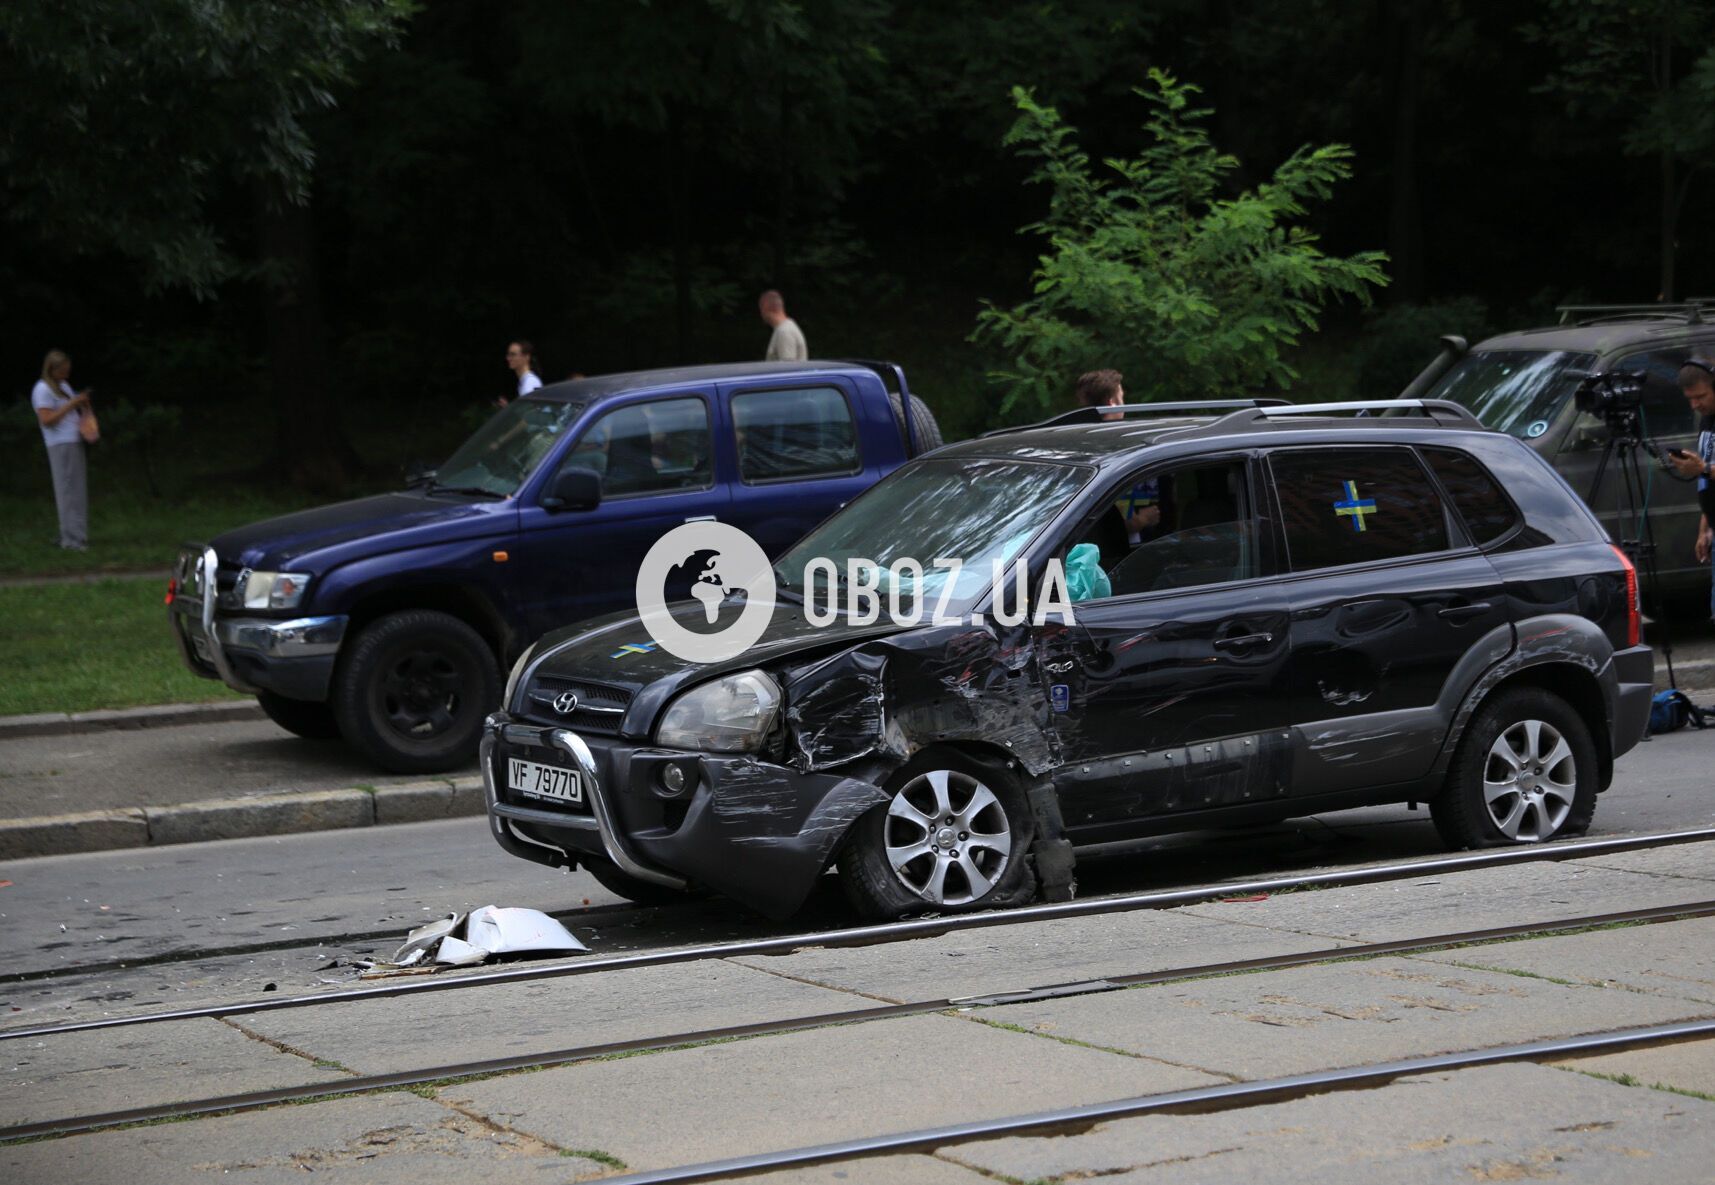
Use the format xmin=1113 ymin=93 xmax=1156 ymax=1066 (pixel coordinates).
xmin=436 ymin=398 xmax=587 ymax=496
xmin=561 ymin=396 xmax=712 ymax=498
xmin=733 ymin=387 xmax=860 ymax=482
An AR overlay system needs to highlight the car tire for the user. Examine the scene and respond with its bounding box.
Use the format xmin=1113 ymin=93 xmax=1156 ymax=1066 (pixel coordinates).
xmin=839 ymin=749 xmax=1037 ymax=921
xmin=1431 ymin=688 xmax=1597 ymax=850
xmin=581 ymin=857 xmax=696 ymax=907
xmin=331 ymin=610 xmax=500 ymax=774
xmin=255 ymin=690 xmax=341 ymax=740
xmin=889 ymin=392 xmax=944 ymax=453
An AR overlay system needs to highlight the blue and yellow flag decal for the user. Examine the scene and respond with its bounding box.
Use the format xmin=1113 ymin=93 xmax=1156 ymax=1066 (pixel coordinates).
xmin=1333 ymin=481 xmax=1377 ymax=533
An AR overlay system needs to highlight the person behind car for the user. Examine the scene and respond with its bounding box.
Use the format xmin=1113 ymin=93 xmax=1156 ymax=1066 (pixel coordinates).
xmin=1666 ymin=357 xmax=1715 ymax=617
xmin=31 ymin=349 xmax=93 ymax=551
xmin=1075 ymin=369 xmax=1170 ymax=546
xmin=499 ymin=340 xmax=541 ymax=407
xmin=759 ymin=290 xmax=808 ymax=361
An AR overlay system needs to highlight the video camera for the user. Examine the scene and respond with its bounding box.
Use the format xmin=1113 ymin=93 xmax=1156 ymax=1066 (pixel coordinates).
xmin=1574 ymin=370 xmax=1646 ymax=425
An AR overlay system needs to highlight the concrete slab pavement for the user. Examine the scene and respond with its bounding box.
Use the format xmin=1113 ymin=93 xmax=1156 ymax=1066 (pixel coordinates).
xmin=1557 ymin=1036 xmax=1715 ymax=1097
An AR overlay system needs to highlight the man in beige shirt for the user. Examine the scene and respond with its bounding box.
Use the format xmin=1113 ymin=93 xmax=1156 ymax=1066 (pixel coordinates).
xmin=759 ymin=289 xmax=808 ymax=361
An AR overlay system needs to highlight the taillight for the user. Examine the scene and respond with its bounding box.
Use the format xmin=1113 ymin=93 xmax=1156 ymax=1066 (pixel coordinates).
xmin=164 ymin=577 xmax=177 ymax=606
xmin=1610 ymin=544 xmax=1639 ymax=647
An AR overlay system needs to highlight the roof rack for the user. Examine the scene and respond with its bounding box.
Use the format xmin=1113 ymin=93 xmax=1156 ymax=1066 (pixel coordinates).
xmin=1556 ymin=302 xmax=1710 ymax=326
xmin=1165 ymin=398 xmax=1484 ymax=442
xmin=981 ymin=399 xmax=1289 ymax=438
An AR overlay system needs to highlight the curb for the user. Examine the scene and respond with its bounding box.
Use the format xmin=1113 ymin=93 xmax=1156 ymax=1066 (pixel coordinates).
xmin=0 ymin=700 xmax=265 ymax=740
xmin=0 ymin=777 xmax=486 ymax=861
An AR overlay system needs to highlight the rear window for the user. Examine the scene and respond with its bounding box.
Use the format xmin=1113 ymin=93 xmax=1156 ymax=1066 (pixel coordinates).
xmin=1426 ymin=349 xmax=1595 ymax=439
xmin=734 ymin=387 xmax=860 ymax=481
xmin=1269 ymin=448 xmax=1452 ymax=572
xmin=1422 ymin=448 xmax=1521 ymax=546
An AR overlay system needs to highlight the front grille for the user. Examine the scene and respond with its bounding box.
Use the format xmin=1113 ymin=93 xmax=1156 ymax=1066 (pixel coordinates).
xmin=523 ymin=675 xmax=634 ymax=734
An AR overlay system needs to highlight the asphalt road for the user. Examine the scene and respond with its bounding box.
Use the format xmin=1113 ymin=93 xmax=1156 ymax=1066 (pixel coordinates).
xmin=4 ymin=727 xmax=1711 ymax=1023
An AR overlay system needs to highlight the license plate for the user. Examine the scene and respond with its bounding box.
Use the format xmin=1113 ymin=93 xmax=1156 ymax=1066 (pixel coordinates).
xmin=508 ymin=758 xmax=583 ymax=805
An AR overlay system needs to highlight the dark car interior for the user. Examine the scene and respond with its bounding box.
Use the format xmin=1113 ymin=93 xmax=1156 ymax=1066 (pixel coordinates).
xmin=1070 ymin=461 xmax=1256 ymax=598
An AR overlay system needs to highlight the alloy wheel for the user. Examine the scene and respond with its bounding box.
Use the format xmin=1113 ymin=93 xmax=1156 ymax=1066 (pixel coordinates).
xmin=1483 ymin=718 xmax=1575 ymax=841
xmin=883 ymin=768 xmax=1012 ymax=905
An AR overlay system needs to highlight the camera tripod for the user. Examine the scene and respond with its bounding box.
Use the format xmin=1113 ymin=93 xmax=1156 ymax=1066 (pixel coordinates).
xmin=1586 ymin=409 xmax=1680 ymax=691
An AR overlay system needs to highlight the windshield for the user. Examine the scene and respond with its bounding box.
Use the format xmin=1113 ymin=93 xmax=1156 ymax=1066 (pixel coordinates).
xmin=433 ymin=399 xmax=587 ymax=496
xmin=1424 ymin=349 xmax=1595 ymax=439
xmin=773 ymin=457 xmax=1089 ymax=617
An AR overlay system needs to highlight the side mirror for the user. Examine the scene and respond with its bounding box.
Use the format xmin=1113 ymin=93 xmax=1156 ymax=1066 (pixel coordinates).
xmin=540 ymin=466 xmax=602 ymax=512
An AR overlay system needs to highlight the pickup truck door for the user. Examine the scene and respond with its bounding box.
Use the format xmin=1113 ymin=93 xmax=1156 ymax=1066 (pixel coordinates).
xmin=716 ymin=376 xmax=892 ymax=559
xmin=514 ymin=390 xmax=731 ymax=641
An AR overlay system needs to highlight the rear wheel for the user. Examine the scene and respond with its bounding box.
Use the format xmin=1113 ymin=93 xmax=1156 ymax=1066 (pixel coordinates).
xmin=256 ymin=690 xmax=341 ymax=740
xmin=889 ymin=392 xmax=944 ymax=453
xmin=839 ymin=749 xmax=1036 ymax=920
xmin=1431 ymin=688 xmax=1597 ymax=849
xmin=331 ymin=610 xmax=499 ymax=774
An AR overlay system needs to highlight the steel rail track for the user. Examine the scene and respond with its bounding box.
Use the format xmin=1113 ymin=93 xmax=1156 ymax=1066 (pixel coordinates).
xmin=5 ymin=897 xmax=1712 ymax=1144
xmin=600 ymin=1017 xmax=1715 ymax=1185
xmin=5 ymin=826 xmax=1709 ymax=1044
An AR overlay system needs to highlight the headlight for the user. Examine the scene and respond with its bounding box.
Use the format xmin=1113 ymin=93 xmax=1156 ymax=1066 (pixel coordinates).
xmin=656 ymin=670 xmax=781 ymax=753
xmin=504 ymin=643 xmax=536 ymax=708
xmin=241 ymin=570 xmax=313 ymax=611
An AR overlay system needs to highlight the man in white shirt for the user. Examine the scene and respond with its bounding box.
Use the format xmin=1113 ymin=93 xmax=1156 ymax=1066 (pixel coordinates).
xmin=501 ymin=340 xmax=542 ymax=406
xmin=759 ymin=290 xmax=807 ymax=361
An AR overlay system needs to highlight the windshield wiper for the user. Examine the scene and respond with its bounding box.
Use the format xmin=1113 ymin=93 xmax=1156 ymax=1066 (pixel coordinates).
xmin=426 ymin=482 xmax=506 ymax=499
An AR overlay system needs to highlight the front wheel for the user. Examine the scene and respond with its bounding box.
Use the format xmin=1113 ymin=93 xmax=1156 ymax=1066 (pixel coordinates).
xmin=256 ymin=690 xmax=341 ymax=740
xmin=839 ymin=750 xmax=1037 ymax=920
xmin=1431 ymin=688 xmax=1597 ymax=849
xmin=331 ymin=610 xmax=500 ymax=774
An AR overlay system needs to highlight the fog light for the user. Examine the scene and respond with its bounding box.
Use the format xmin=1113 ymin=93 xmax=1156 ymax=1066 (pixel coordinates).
xmin=660 ymin=762 xmax=689 ymax=796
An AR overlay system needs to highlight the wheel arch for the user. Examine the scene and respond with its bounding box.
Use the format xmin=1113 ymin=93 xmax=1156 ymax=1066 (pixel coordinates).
xmin=345 ymin=584 xmax=512 ymax=667
xmin=1442 ymin=662 xmax=1613 ymax=794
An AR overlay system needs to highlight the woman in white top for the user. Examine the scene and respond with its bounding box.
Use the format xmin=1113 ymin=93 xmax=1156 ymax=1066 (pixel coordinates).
xmin=31 ymin=350 xmax=92 ymax=550
xmin=502 ymin=340 xmax=542 ymax=406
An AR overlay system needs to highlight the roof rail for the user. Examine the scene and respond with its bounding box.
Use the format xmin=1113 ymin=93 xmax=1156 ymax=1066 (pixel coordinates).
xmin=1555 ymin=302 xmax=1709 ymax=326
xmin=981 ymin=399 xmax=1290 ymax=438
xmin=1165 ymin=398 xmax=1484 ymax=442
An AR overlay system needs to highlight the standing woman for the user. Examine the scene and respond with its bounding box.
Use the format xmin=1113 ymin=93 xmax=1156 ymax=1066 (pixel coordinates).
xmin=32 ymin=350 xmax=93 ymax=551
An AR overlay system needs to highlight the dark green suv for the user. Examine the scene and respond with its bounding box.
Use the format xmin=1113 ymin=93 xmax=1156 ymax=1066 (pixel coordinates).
xmin=1411 ymin=302 xmax=1715 ymax=600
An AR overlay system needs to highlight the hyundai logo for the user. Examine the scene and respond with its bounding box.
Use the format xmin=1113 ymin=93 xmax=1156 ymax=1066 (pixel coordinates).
xmin=552 ymin=690 xmax=580 ymax=715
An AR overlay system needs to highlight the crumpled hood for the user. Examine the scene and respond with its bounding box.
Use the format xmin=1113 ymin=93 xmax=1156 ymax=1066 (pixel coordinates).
xmin=211 ymin=492 xmax=510 ymax=571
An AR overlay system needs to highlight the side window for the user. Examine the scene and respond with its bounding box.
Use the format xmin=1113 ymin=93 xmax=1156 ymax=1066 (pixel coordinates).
xmin=1570 ymin=349 xmax=1701 ymax=442
xmin=1063 ymin=459 xmax=1257 ymax=600
xmin=560 ymin=397 xmax=711 ymax=498
xmin=1422 ymin=447 xmax=1521 ymax=547
xmin=1269 ymin=448 xmax=1450 ymax=572
xmin=733 ymin=387 xmax=860 ymax=482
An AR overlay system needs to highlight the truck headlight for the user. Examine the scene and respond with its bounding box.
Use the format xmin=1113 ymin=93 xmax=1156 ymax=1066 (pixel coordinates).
xmin=656 ymin=670 xmax=781 ymax=753
xmin=242 ymin=571 xmax=313 ymax=611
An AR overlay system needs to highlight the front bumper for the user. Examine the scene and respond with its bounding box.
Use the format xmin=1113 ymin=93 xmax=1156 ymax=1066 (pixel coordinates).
xmin=168 ymin=545 xmax=345 ymax=700
xmin=481 ymin=713 xmax=888 ymax=917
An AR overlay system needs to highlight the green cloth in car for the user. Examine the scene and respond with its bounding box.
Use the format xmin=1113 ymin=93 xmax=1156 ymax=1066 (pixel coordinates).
xmin=1065 ymin=542 xmax=1111 ymax=602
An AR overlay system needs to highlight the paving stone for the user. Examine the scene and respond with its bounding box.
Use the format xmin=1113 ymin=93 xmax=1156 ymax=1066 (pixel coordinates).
xmin=442 ymin=1012 xmax=1219 ymax=1171
xmin=1555 ymin=1035 xmax=1715 ymax=1097
xmin=736 ymin=1153 xmax=991 ymax=1183
xmin=1177 ymin=860 xmax=1710 ymax=945
xmin=243 ymin=959 xmax=876 ymax=1076
xmin=1417 ymin=915 xmax=1715 ymax=1005
xmin=0 ymin=1017 xmax=349 ymax=1126
xmin=983 ymin=956 xmax=1713 ymax=1082
xmin=1571 ymin=841 xmax=1715 ymax=884
xmin=732 ymin=908 xmax=1349 ymax=1004
xmin=946 ymin=1062 xmax=1715 ymax=1184
xmin=0 ymin=1091 xmax=592 ymax=1184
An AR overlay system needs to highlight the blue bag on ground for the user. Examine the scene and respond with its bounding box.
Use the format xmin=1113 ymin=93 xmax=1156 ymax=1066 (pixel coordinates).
xmin=1648 ymin=689 xmax=1710 ymax=734
xmin=1065 ymin=543 xmax=1111 ymax=602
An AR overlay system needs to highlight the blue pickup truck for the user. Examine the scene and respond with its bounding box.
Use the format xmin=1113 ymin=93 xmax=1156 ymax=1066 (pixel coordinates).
xmin=168 ymin=360 xmax=941 ymax=772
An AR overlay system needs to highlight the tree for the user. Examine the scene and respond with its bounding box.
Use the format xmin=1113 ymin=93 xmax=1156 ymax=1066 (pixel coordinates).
xmin=973 ymin=71 xmax=1389 ymax=418
xmin=1526 ymin=0 xmax=1715 ymax=302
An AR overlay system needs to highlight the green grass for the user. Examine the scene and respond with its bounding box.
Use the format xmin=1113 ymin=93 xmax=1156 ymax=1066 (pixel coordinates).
xmin=0 ymin=488 xmax=319 ymax=577
xmin=0 ymin=577 xmax=245 ymax=715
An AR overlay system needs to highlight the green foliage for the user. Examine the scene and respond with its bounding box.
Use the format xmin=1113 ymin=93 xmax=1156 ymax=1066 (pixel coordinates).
xmin=973 ymin=72 xmax=1389 ymax=418
xmin=1352 ymin=297 xmax=1493 ymax=398
xmin=0 ymin=0 xmax=413 ymax=295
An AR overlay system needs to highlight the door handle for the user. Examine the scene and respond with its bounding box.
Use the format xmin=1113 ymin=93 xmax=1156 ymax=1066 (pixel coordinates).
xmin=1213 ymin=632 xmax=1274 ymax=650
xmin=683 ymin=515 xmax=717 ymax=523
xmin=1438 ymin=601 xmax=1492 ymax=621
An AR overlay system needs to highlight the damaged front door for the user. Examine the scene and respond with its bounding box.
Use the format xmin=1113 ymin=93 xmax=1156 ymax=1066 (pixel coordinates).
xmin=1040 ymin=455 xmax=1293 ymax=839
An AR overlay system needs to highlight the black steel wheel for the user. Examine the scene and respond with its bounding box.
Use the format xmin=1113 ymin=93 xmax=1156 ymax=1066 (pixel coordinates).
xmin=255 ymin=690 xmax=341 ymax=740
xmin=1432 ymin=688 xmax=1597 ymax=850
xmin=839 ymin=749 xmax=1037 ymax=920
xmin=332 ymin=610 xmax=499 ymax=774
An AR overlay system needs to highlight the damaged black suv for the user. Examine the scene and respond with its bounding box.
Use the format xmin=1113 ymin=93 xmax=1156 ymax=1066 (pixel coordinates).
xmin=482 ymin=399 xmax=1654 ymax=919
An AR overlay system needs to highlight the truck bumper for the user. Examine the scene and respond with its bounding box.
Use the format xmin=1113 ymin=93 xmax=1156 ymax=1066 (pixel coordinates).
xmin=481 ymin=713 xmax=887 ymax=917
